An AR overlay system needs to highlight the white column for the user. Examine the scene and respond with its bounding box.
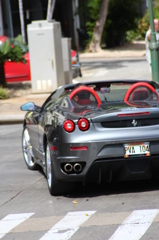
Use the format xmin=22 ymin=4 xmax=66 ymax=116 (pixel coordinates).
xmin=0 ymin=0 xmax=3 ymax=36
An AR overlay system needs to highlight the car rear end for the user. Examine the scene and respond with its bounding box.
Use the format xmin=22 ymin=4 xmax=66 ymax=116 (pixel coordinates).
xmin=51 ymin=105 xmax=159 ymax=184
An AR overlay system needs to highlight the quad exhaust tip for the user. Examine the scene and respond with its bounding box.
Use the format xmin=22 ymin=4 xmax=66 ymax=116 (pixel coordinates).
xmin=73 ymin=163 xmax=82 ymax=172
xmin=64 ymin=163 xmax=82 ymax=173
xmin=64 ymin=163 xmax=73 ymax=172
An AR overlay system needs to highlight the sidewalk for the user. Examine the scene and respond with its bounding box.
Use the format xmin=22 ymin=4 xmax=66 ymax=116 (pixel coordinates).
xmin=0 ymin=41 xmax=147 ymax=124
xmin=79 ymin=40 xmax=146 ymax=59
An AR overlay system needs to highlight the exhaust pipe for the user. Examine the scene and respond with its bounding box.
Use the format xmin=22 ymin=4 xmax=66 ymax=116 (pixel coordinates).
xmin=73 ymin=163 xmax=82 ymax=173
xmin=64 ymin=163 xmax=73 ymax=172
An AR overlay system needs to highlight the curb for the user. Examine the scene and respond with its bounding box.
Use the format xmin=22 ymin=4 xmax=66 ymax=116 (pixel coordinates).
xmin=0 ymin=114 xmax=24 ymax=124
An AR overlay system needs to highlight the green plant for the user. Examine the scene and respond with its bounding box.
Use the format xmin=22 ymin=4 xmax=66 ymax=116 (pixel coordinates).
xmin=104 ymin=0 xmax=142 ymax=48
xmin=126 ymin=0 xmax=159 ymax=42
xmin=77 ymin=0 xmax=101 ymax=49
xmin=78 ymin=0 xmax=143 ymax=49
xmin=0 ymin=87 xmax=8 ymax=99
xmin=0 ymin=37 xmax=26 ymax=86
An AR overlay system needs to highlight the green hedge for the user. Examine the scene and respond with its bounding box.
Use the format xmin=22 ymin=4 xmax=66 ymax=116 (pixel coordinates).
xmin=0 ymin=87 xmax=8 ymax=99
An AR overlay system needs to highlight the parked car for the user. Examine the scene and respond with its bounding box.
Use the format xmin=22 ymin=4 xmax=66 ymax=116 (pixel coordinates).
xmin=0 ymin=36 xmax=81 ymax=83
xmin=21 ymin=79 xmax=159 ymax=196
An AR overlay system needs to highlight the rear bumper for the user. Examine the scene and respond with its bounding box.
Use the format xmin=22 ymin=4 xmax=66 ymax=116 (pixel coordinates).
xmin=51 ymin=140 xmax=159 ymax=184
xmin=83 ymin=155 xmax=159 ymax=184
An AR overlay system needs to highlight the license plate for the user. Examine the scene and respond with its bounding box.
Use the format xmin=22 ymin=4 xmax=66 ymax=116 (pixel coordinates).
xmin=124 ymin=142 xmax=150 ymax=158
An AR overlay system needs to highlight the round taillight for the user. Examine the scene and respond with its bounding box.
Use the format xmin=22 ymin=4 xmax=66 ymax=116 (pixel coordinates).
xmin=78 ymin=118 xmax=90 ymax=131
xmin=63 ymin=120 xmax=75 ymax=132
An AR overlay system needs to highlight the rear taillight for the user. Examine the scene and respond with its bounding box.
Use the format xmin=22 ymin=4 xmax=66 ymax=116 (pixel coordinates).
xmin=63 ymin=120 xmax=75 ymax=132
xmin=78 ymin=118 xmax=90 ymax=131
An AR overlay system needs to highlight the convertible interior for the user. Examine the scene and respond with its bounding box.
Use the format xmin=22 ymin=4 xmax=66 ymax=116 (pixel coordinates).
xmin=68 ymin=82 xmax=159 ymax=106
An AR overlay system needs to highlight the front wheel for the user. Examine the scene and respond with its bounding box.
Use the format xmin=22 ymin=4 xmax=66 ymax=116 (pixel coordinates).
xmin=45 ymin=143 xmax=74 ymax=196
xmin=22 ymin=127 xmax=39 ymax=170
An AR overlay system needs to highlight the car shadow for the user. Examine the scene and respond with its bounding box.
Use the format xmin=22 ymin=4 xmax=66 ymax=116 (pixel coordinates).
xmin=66 ymin=179 xmax=159 ymax=198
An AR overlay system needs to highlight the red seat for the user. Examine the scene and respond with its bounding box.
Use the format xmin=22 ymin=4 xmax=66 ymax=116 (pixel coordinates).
xmin=129 ymin=88 xmax=149 ymax=101
xmin=77 ymin=99 xmax=91 ymax=105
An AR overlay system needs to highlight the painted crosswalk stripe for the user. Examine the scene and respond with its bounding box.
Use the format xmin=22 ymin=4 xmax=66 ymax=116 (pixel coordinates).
xmin=0 ymin=213 xmax=34 ymax=239
xmin=108 ymin=209 xmax=159 ymax=240
xmin=40 ymin=211 xmax=96 ymax=240
xmin=94 ymin=69 xmax=109 ymax=77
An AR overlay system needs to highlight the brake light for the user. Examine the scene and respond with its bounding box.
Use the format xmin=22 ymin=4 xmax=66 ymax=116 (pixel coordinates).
xmin=118 ymin=112 xmax=149 ymax=117
xmin=78 ymin=118 xmax=90 ymax=131
xmin=63 ymin=120 xmax=75 ymax=132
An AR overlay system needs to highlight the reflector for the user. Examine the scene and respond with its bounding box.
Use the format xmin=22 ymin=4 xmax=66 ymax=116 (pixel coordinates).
xmin=70 ymin=146 xmax=88 ymax=151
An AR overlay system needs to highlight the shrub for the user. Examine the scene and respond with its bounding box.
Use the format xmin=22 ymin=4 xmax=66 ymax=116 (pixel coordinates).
xmin=77 ymin=0 xmax=101 ymax=49
xmin=104 ymin=0 xmax=142 ymax=48
xmin=126 ymin=0 xmax=159 ymax=42
xmin=0 ymin=87 xmax=8 ymax=99
xmin=0 ymin=37 xmax=27 ymax=86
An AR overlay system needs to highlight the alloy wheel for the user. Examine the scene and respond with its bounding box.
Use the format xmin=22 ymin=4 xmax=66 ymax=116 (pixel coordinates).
xmin=22 ymin=128 xmax=35 ymax=167
xmin=46 ymin=144 xmax=52 ymax=188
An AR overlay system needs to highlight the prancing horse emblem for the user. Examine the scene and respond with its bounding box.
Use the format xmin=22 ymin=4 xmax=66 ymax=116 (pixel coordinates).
xmin=132 ymin=119 xmax=137 ymax=127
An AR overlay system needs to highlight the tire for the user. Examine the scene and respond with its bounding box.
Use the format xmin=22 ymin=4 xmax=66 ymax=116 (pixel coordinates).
xmin=79 ymin=68 xmax=82 ymax=77
xmin=45 ymin=143 xmax=74 ymax=196
xmin=22 ymin=127 xmax=39 ymax=170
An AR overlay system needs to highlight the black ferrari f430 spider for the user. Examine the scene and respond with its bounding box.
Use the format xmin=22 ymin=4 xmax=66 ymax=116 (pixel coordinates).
xmin=21 ymin=79 xmax=159 ymax=195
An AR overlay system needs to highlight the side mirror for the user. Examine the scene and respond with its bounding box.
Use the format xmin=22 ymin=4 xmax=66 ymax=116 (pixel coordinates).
xmin=21 ymin=102 xmax=35 ymax=111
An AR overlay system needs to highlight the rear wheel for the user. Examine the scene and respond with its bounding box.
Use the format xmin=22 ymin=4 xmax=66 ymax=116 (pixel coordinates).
xmin=45 ymin=143 xmax=74 ymax=196
xmin=22 ymin=127 xmax=38 ymax=170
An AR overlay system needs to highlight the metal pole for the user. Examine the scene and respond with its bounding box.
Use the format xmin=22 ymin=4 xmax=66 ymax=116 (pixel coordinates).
xmin=148 ymin=0 xmax=159 ymax=83
xmin=50 ymin=0 xmax=56 ymax=19
xmin=18 ymin=0 xmax=26 ymax=43
xmin=47 ymin=0 xmax=56 ymax=21
xmin=6 ymin=0 xmax=14 ymax=38
xmin=47 ymin=0 xmax=52 ymax=21
xmin=0 ymin=0 xmax=4 ymax=36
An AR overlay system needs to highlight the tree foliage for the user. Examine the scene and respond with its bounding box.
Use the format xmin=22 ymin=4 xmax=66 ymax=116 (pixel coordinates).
xmin=126 ymin=0 xmax=159 ymax=42
xmin=104 ymin=0 xmax=142 ymax=48
xmin=78 ymin=0 xmax=144 ymax=49
xmin=77 ymin=0 xmax=101 ymax=49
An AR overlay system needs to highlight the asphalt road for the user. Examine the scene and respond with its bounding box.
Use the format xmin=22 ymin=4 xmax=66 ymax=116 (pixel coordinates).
xmin=1 ymin=124 xmax=159 ymax=240
xmin=73 ymin=57 xmax=151 ymax=83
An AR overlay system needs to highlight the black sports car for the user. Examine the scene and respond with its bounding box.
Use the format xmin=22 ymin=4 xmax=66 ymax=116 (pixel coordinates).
xmin=21 ymin=79 xmax=159 ymax=196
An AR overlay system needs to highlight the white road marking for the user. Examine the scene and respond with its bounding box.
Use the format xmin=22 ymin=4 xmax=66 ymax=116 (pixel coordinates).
xmin=0 ymin=213 xmax=34 ymax=239
xmin=108 ymin=209 xmax=159 ymax=240
xmin=39 ymin=211 xmax=96 ymax=240
xmin=94 ymin=69 xmax=109 ymax=77
xmin=83 ymin=72 xmax=94 ymax=77
xmin=72 ymin=79 xmax=80 ymax=83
